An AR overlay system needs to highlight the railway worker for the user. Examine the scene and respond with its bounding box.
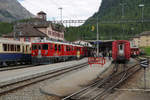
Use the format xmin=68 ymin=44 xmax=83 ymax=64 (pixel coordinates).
xmin=77 ymin=50 xmax=80 ymax=60
xmin=108 ymin=50 xmax=111 ymax=60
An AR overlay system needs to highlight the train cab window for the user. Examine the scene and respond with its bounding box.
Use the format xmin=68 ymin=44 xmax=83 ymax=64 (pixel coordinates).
xmin=17 ymin=45 xmax=20 ymax=51
xmin=119 ymin=44 xmax=123 ymax=50
xmin=32 ymin=44 xmax=37 ymax=50
xmin=55 ymin=44 xmax=57 ymax=51
xmin=3 ymin=44 xmax=7 ymax=51
xmin=42 ymin=44 xmax=48 ymax=50
xmin=58 ymin=45 xmax=61 ymax=51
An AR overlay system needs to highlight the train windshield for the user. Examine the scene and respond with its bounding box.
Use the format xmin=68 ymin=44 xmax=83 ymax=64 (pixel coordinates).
xmin=32 ymin=44 xmax=37 ymax=50
xmin=42 ymin=44 xmax=48 ymax=50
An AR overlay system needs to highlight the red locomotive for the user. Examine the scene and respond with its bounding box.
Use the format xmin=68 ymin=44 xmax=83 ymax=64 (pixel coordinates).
xmin=31 ymin=40 xmax=92 ymax=64
xmin=112 ymin=40 xmax=131 ymax=63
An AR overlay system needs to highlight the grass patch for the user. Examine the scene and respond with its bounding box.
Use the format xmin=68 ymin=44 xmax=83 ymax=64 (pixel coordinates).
xmin=141 ymin=47 xmax=150 ymax=56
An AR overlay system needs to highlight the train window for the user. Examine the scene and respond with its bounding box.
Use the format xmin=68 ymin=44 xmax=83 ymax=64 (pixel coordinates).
xmin=3 ymin=44 xmax=7 ymax=51
xmin=42 ymin=44 xmax=48 ymax=50
xmin=26 ymin=45 xmax=28 ymax=52
xmin=119 ymin=44 xmax=123 ymax=50
xmin=32 ymin=44 xmax=37 ymax=50
xmin=23 ymin=46 xmax=24 ymax=52
xmin=39 ymin=45 xmax=41 ymax=50
xmin=68 ymin=46 xmax=70 ymax=51
xmin=10 ymin=45 xmax=14 ymax=51
xmin=58 ymin=45 xmax=61 ymax=51
xmin=17 ymin=45 xmax=20 ymax=51
xmin=55 ymin=44 xmax=57 ymax=51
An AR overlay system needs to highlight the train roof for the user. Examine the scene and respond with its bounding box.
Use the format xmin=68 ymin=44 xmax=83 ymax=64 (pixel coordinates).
xmin=0 ymin=38 xmax=31 ymax=45
xmin=32 ymin=40 xmax=85 ymax=47
xmin=0 ymin=38 xmax=22 ymax=44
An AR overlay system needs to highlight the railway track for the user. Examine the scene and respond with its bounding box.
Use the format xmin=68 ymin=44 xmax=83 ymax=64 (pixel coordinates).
xmin=0 ymin=62 xmax=88 ymax=96
xmin=0 ymin=64 xmax=38 ymax=72
xmin=0 ymin=59 xmax=82 ymax=72
xmin=62 ymin=63 xmax=141 ymax=100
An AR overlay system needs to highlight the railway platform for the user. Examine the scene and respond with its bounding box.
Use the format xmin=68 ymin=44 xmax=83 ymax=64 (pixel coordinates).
xmin=0 ymin=58 xmax=88 ymax=87
xmin=40 ymin=58 xmax=112 ymax=98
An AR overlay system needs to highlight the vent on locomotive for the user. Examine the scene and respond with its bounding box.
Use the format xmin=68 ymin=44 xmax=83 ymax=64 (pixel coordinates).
xmin=118 ymin=44 xmax=124 ymax=56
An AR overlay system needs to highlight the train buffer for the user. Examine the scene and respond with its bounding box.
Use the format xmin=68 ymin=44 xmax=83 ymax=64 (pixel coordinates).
xmin=88 ymin=57 xmax=106 ymax=66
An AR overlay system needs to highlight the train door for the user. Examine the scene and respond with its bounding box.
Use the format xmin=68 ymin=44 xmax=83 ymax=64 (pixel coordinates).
xmin=54 ymin=44 xmax=58 ymax=56
xmin=58 ymin=45 xmax=61 ymax=56
xmin=37 ymin=44 xmax=42 ymax=58
xmin=41 ymin=43 xmax=49 ymax=56
xmin=118 ymin=43 xmax=125 ymax=56
xmin=49 ymin=43 xmax=54 ymax=56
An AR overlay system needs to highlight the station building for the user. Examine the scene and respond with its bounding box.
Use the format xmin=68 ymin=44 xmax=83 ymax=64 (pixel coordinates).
xmin=132 ymin=31 xmax=150 ymax=47
xmin=3 ymin=11 xmax=65 ymax=42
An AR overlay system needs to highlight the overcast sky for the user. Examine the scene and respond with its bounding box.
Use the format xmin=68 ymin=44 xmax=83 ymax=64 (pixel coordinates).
xmin=18 ymin=0 xmax=101 ymax=21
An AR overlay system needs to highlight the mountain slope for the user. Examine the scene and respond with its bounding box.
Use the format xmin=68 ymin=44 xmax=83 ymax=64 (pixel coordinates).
xmin=85 ymin=0 xmax=150 ymax=24
xmin=65 ymin=0 xmax=150 ymax=41
xmin=0 ymin=0 xmax=34 ymax=22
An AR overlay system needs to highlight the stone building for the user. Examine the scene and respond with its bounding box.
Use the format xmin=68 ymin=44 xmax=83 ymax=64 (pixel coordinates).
xmin=3 ymin=11 xmax=65 ymax=42
xmin=132 ymin=31 xmax=150 ymax=47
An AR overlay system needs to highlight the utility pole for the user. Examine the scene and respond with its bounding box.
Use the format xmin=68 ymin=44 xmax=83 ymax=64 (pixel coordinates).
xmin=139 ymin=4 xmax=144 ymax=32
xmin=96 ymin=16 xmax=99 ymax=57
xmin=58 ymin=7 xmax=63 ymax=24
xmin=13 ymin=24 xmax=16 ymax=40
xmin=120 ymin=3 xmax=126 ymax=39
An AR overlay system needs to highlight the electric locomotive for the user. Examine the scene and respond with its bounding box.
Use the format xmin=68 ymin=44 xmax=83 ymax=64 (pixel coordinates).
xmin=31 ymin=40 xmax=92 ymax=65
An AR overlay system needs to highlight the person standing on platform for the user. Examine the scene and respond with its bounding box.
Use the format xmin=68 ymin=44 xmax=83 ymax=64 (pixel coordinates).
xmin=77 ymin=50 xmax=80 ymax=60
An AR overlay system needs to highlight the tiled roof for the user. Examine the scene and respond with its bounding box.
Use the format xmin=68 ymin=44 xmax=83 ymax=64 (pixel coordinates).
xmin=37 ymin=11 xmax=46 ymax=15
xmin=3 ymin=24 xmax=48 ymax=37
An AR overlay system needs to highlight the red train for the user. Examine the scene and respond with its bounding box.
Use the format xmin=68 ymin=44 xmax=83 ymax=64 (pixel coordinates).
xmin=31 ymin=40 xmax=92 ymax=64
xmin=112 ymin=40 xmax=131 ymax=63
xmin=130 ymin=47 xmax=140 ymax=57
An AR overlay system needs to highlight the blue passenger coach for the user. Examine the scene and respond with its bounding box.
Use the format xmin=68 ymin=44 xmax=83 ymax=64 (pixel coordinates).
xmin=0 ymin=38 xmax=31 ymax=66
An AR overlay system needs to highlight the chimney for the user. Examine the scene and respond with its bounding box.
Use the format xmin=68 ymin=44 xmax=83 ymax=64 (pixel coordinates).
xmin=37 ymin=11 xmax=47 ymax=20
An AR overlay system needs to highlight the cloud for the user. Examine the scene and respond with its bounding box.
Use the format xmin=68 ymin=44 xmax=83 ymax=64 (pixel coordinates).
xmin=18 ymin=0 xmax=101 ymax=21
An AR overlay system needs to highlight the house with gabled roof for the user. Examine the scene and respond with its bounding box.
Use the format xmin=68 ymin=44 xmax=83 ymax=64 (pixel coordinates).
xmin=3 ymin=11 xmax=65 ymax=42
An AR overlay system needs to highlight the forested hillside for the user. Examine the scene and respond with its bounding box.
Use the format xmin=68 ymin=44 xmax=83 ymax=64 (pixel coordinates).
xmin=65 ymin=0 xmax=150 ymax=41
